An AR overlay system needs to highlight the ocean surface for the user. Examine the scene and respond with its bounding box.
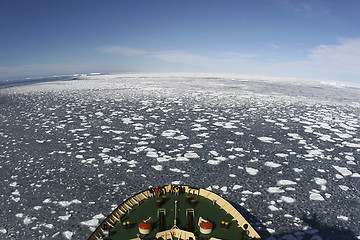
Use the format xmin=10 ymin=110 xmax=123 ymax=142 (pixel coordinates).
xmin=0 ymin=73 xmax=359 ymax=240
xmin=0 ymin=75 xmax=77 ymax=89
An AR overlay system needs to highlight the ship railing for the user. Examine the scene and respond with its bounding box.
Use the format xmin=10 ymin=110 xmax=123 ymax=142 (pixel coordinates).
xmin=155 ymin=228 xmax=196 ymax=240
xmin=88 ymin=188 xmax=152 ymax=240
xmin=197 ymin=188 xmax=261 ymax=239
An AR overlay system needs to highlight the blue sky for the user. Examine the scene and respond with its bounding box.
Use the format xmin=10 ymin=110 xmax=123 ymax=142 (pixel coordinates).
xmin=1 ymin=0 xmax=360 ymax=83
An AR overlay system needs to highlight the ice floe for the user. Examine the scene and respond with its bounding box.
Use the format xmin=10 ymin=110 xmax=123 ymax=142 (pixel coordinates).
xmin=246 ymin=167 xmax=259 ymax=176
xmin=277 ymin=180 xmax=297 ymax=186
xmin=267 ymin=187 xmax=285 ymax=194
xmin=151 ymin=165 xmax=163 ymax=171
xmin=63 ymin=231 xmax=74 ymax=239
xmin=332 ymin=165 xmax=352 ymax=176
xmin=338 ymin=185 xmax=349 ymax=191
xmin=309 ymin=193 xmax=325 ymax=201
xmin=280 ymin=196 xmax=296 ymax=203
xmin=265 ymin=161 xmax=282 ymax=168
xmin=337 ymin=215 xmax=349 ymax=221
xmin=258 ymin=136 xmax=276 ymax=143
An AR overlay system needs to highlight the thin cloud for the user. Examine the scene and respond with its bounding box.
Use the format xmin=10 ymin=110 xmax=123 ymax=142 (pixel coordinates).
xmin=289 ymin=37 xmax=360 ymax=78
xmin=98 ymin=45 xmax=258 ymax=67
xmin=283 ymin=0 xmax=313 ymax=12
xmin=95 ymin=39 xmax=360 ymax=83
xmin=274 ymin=0 xmax=329 ymax=15
xmin=268 ymin=43 xmax=280 ymax=49
xmin=3 ymin=38 xmax=359 ymax=83
xmin=98 ymin=45 xmax=147 ymax=57
xmin=152 ymin=50 xmax=216 ymax=65
xmin=98 ymin=45 xmax=218 ymax=66
xmin=218 ymin=52 xmax=259 ymax=62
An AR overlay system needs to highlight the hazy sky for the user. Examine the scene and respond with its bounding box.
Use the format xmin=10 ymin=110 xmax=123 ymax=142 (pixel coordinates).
xmin=1 ymin=0 xmax=360 ymax=83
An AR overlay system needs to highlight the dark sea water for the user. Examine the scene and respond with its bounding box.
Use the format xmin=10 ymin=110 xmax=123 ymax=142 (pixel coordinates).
xmin=0 ymin=76 xmax=77 ymax=89
xmin=0 ymin=73 xmax=359 ymax=240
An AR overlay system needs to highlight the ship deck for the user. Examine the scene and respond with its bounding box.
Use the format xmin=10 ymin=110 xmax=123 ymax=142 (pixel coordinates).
xmin=89 ymin=185 xmax=261 ymax=240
